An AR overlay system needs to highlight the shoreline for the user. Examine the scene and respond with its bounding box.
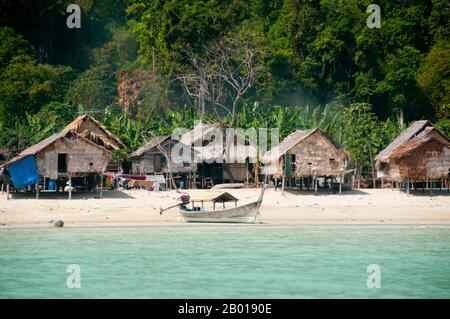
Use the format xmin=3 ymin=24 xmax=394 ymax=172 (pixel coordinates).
xmin=1 ymin=188 xmax=449 ymax=228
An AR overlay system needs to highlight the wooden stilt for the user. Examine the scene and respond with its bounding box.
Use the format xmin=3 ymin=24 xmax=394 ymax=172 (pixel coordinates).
xmin=281 ymin=175 xmax=286 ymax=196
xmin=329 ymin=176 xmax=333 ymax=192
xmin=1 ymin=183 xmax=4 ymax=194
xmin=245 ymin=162 xmax=249 ymax=185
xmin=193 ymin=172 xmax=197 ymax=189
xmin=314 ymin=175 xmax=318 ymax=195
xmin=406 ymin=178 xmax=410 ymax=195
xmin=100 ymin=174 xmax=103 ymax=199
xmin=275 ymin=178 xmax=278 ymax=191
xmin=36 ymin=183 xmax=39 ymax=200
xmin=68 ymin=177 xmax=72 ymax=200
xmin=381 ymin=177 xmax=384 ymax=189
xmin=429 ymin=177 xmax=433 ymax=197
xmin=6 ymin=184 xmax=9 ymax=200
xmin=339 ymin=173 xmax=343 ymax=196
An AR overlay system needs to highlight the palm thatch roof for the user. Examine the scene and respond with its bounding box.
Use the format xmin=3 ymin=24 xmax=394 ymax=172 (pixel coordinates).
xmin=262 ymin=128 xmax=346 ymax=164
xmin=179 ymin=123 xmax=223 ymax=146
xmin=179 ymin=123 xmax=259 ymax=162
xmin=130 ymin=136 xmax=171 ymax=158
xmin=190 ymin=191 xmax=238 ymax=202
xmin=388 ymin=126 xmax=450 ymax=160
xmin=374 ymin=120 xmax=432 ymax=164
xmin=63 ymin=114 xmax=125 ymax=150
xmin=262 ymin=129 xmax=313 ymax=164
xmin=0 ymin=130 xmax=110 ymax=168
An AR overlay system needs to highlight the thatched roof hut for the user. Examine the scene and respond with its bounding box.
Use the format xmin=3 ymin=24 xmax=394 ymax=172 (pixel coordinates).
xmin=375 ymin=121 xmax=450 ymax=182
xmin=262 ymin=128 xmax=349 ymax=179
xmin=178 ymin=123 xmax=258 ymax=184
xmin=130 ymin=135 xmax=197 ymax=175
xmin=1 ymin=130 xmax=111 ymax=191
xmin=0 ymin=115 xmax=124 ymax=193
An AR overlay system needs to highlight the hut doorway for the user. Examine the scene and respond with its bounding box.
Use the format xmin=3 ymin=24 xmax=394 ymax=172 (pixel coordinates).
xmin=154 ymin=154 xmax=166 ymax=173
xmin=58 ymin=154 xmax=68 ymax=173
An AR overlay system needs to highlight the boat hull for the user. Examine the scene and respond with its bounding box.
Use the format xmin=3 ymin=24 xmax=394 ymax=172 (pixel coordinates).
xmin=180 ymin=200 xmax=261 ymax=224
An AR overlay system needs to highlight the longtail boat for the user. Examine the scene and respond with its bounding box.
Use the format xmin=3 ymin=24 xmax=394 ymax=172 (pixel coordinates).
xmin=160 ymin=187 xmax=265 ymax=223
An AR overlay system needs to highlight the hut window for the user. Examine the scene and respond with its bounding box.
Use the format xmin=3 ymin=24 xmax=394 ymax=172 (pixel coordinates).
xmin=58 ymin=154 xmax=68 ymax=172
xmin=329 ymin=158 xmax=335 ymax=162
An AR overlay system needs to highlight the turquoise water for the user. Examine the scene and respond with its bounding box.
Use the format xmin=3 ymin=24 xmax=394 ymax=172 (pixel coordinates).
xmin=1 ymin=225 xmax=450 ymax=298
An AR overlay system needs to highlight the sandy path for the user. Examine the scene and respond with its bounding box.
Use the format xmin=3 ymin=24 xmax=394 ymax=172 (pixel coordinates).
xmin=0 ymin=188 xmax=449 ymax=227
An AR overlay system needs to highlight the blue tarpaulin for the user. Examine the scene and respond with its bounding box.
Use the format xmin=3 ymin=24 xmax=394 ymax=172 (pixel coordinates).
xmin=9 ymin=155 xmax=39 ymax=189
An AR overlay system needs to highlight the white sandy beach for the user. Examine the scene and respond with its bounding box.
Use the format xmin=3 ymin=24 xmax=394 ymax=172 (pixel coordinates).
xmin=0 ymin=188 xmax=449 ymax=227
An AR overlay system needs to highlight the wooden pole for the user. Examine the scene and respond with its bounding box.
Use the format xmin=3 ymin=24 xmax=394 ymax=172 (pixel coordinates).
xmin=68 ymin=176 xmax=72 ymax=200
xmin=100 ymin=173 xmax=103 ymax=199
xmin=281 ymin=175 xmax=286 ymax=196
xmin=381 ymin=177 xmax=384 ymax=189
xmin=339 ymin=173 xmax=343 ymax=196
xmin=314 ymin=175 xmax=318 ymax=195
xmin=6 ymin=184 xmax=9 ymax=200
xmin=329 ymin=176 xmax=332 ymax=192
xmin=406 ymin=178 xmax=410 ymax=195
xmin=246 ymin=162 xmax=249 ymax=185
xmin=36 ymin=183 xmax=39 ymax=200
xmin=429 ymin=177 xmax=433 ymax=197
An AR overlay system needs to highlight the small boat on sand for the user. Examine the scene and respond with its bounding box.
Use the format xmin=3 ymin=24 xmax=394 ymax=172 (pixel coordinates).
xmin=160 ymin=187 xmax=265 ymax=223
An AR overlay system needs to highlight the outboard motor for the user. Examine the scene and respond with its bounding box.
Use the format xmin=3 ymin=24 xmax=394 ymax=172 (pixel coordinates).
xmin=180 ymin=194 xmax=190 ymax=205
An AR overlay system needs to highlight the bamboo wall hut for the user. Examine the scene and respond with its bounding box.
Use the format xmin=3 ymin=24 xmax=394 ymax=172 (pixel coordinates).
xmin=130 ymin=136 xmax=197 ymax=176
xmin=0 ymin=130 xmax=111 ymax=198
xmin=178 ymin=123 xmax=258 ymax=187
xmin=262 ymin=128 xmax=349 ymax=193
xmin=374 ymin=121 xmax=450 ymax=188
xmin=0 ymin=115 xmax=124 ymax=199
